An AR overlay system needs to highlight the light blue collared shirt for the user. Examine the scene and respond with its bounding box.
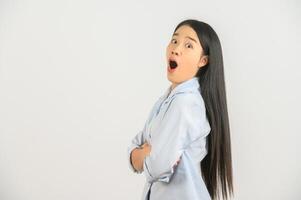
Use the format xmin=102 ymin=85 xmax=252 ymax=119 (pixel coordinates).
xmin=127 ymin=77 xmax=211 ymax=200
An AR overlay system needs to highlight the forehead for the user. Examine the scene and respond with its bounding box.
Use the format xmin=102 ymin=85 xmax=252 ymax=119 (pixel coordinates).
xmin=173 ymin=25 xmax=199 ymax=44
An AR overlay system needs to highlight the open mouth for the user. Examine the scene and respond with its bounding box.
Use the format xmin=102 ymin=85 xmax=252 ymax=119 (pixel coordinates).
xmin=169 ymin=59 xmax=178 ymax=69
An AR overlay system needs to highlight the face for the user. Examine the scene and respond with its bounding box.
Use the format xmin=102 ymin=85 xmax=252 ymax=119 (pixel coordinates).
xmin=166 ymin=25 xmax=208 ymax=90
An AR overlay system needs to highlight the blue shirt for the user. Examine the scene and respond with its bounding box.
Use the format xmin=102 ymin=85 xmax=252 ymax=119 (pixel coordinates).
xmin=127 ymin=77 xmax=212 ymax=200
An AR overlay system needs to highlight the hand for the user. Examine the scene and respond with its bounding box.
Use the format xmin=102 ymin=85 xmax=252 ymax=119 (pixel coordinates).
xmin=140 ymin=142 xmax=152 ymax=157
xmin=131 ymin=142 xmax=152 ymax=172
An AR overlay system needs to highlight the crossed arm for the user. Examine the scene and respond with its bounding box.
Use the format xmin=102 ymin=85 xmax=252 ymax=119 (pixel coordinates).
xmin=130 ymin=142 xmax=181 ymax=172
xmin=128 ymin=95 xmax=203 ymax=183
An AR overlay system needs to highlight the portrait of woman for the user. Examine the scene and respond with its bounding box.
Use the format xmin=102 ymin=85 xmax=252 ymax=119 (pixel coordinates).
xmin=0 ymin=1 xmax=298 ymax=199
xmin=127 ymin=19 xmax=234 ymax=200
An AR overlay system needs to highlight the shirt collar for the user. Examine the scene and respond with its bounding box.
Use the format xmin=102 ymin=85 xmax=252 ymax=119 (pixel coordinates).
xmin=162 ymin=77 xmax=200 ymax=101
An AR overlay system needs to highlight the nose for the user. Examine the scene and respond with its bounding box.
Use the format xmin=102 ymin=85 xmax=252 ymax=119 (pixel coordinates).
xmin=171 ymin=50 xmax=179 ymax=56
xmin=171 ymin=45 xmax=181 ymax=56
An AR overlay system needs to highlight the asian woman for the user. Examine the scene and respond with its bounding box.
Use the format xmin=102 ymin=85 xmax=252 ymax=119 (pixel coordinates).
xmin=127 ymin=19 xmax=234 ymax=200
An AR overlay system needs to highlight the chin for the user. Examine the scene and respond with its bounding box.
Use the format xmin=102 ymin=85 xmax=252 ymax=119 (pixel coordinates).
xmin=166 ymin=75 xmax=176 ymax=84
xmin=166 ymin=74 xmax=173 ymax=82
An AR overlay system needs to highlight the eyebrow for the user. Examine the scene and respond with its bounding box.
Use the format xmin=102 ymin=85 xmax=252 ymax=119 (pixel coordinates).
xmin=172 ymin=32 xmax=198 ymax=44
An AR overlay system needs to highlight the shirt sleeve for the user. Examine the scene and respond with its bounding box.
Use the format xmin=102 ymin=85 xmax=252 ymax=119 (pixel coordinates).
xmin=142 ymin=94 xmax=210 ymax=183
xmin=127 ymin=96 xmax=164 ymax=174
xmin=127 ymin=129 xmax=144 ymax=173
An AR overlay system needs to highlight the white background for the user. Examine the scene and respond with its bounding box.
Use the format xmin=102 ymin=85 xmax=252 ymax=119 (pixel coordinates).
xmin=0 ymin=0 xmax=300 ymax=199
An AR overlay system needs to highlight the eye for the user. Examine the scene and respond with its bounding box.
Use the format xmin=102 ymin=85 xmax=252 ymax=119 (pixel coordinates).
xmin=185 ymin=43 xmax=193 ymax=49
xmin=171 ymin=39 xmax=177 ymax=44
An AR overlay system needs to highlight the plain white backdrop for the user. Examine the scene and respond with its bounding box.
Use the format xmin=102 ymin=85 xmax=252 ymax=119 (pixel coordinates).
xmin=0 ymin=0 xmax=300 ymax=199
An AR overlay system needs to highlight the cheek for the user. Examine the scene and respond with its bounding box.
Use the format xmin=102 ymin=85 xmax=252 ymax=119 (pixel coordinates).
xmin=179 ymin=54 xmax=199 ymax=75
xmin=166 ymin=45 xmax=172 ymax=53
xmin=182 ymin=54 xmax=198 ymax=69
xmin=166 ymin=46 xmax=170 ymax=57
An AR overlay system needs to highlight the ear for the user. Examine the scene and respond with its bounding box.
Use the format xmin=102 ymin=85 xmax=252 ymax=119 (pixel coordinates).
xmin=197 ymin=55 xmax=208 ymax=68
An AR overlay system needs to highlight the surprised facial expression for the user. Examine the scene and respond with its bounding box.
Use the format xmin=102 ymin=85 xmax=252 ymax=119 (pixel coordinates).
xmin=166 ymin=25 xmax=208 ymax=89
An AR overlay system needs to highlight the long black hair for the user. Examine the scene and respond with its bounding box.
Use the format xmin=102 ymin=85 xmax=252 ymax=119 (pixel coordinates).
xmin=172 ymin=19 xmax=234 ymax=200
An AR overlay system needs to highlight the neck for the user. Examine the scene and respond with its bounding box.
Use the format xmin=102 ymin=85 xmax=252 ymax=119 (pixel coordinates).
xmin=171 ymin=83 xmax=178 ymax=90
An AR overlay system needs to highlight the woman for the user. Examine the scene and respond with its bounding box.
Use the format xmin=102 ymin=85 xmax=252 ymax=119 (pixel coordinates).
xmin=127 ymin=19 xmax=234 ymax=200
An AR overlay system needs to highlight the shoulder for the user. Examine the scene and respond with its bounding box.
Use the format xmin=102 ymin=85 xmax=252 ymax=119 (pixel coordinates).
xmin=171 ymin=92 xmax=204 ymax=110
xmin=161 ymin=93 xmax=205 ymax=120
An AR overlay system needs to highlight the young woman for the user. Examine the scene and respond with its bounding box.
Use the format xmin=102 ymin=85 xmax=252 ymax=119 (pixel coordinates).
xmin=127 ymin=19 xmax=234 ymax=200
